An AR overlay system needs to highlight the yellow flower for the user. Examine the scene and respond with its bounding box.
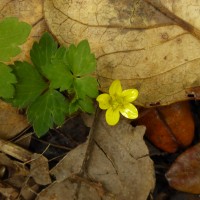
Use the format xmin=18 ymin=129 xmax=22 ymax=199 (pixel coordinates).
xmin=96 ymin=80 xmax=138 ymax=125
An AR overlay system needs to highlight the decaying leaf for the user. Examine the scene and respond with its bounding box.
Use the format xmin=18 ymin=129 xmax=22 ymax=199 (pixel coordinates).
xmin=20 ymin=183 xmax=40 ymax=200
xmin=50 ymin=141 xmax=89 ymax=182
xmin=37 ymin=111 xmax=155 ymax=200
xmin=44 ymin=0 xmax=200 ymax=107
xmin=0 ymin=181 xmax=19 ymax=200
xmin=166 ymin=143 xmax=200 ymax=194
xmin=30 ymin=153 xmax=51 ymax=185
xmin=0 ymin=100 xmax=29 ymax=140
xmin=0 ymin=153 xmax=29 ymax=189
xmin=0 ymin=0 xmax=48 ymax=62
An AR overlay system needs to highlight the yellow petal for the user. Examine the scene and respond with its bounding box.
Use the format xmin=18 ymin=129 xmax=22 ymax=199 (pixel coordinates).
xmin=120 ymin=103 xmax=138 ymax=119
xmin=109 ymin=80 xmax=122 ymax=96
xmin=96 ymin=94 xmax=111 ymax=110
xmin=106 ymin=107 xmax=120 ymax=125
xmin=121 ymin=89 xmax=138 ymax=103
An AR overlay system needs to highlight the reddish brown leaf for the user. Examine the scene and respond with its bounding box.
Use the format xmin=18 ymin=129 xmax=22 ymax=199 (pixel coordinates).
xmin=166 ymin=143 xmax=200 ymax=194
xmin=137 ymin=101 xmax=194 ymax=153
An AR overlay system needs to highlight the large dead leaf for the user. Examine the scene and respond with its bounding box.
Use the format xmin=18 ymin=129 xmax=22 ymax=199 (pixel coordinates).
xmin=0 ymin=0 xmax=48 ymax=62
xmin=44 ymin=0 xmax=200 ymax=107
xmin=145 ymin=0 xmax=200 ymax=39
xmin=36 ymin=111 xmax=155 ymax=200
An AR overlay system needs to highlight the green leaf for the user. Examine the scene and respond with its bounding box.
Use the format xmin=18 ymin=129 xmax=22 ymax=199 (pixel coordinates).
xmin=0 ymin=62 xmax=17 ymax=98
xmin=69 ymin=99 xmax=79 ymax=115
xmin=43 ymin=62 xmax=73 ymax=91
xmin=0 ymin=17 xmax=31 ymax=62
xmin=12 ymin=61 xmax=48 ymax=108
xmin=27 ymin=90 xmax=69 ymax=137
xmin=78 ymin=97 xmax=95 ymax=113
xmin=67 ymin=40 xmax=96 ymax=76
xmin=69 ymin=97 xmax=95 ymax=114
xmin=30 ymin=32 xmax=57 ymax=73
xmin=74 ymin=76 xmax=99 ymax=98
xmin=53 ymin=46 xmax=68 ymax=64
xmin=43 ymin=46 xmax=73 ymax=91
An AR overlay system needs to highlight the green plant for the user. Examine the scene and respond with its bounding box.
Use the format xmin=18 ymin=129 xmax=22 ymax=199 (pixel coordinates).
xmin=0 ymin=17 xmax=31 ymax=98
xmin=11 ymin=32 xmax=99 ymax=137
xmin=0 ymin=17 xmax=98 ymax=137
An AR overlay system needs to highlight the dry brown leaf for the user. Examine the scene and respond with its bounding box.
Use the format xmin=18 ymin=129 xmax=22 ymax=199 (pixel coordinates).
xmin=50 ymin=141 xmax=89 ymax=182
xmin=37 ymin=111 xmax=155 ymax=200
xmin=0 ymin=181 xmax=19 ymax=200
xmin=0 ymin=100 xmax=29 ymax=139
xmin=166 ymin=143 xmax=200 ymax=194
xmin=37 ymin=180 xmax=79 ymax=200
xmin=44 ymin=0 xmax=200 ymax=107
xmin=20 ymin=183 xmax=40 ymax=200
xmin=0 ymin=153 xmax=29 ymax=189
xmin=30 ymin=153 xmax=51 ymax=185
xmin=0 ymin=0 xmax=48 ymax=62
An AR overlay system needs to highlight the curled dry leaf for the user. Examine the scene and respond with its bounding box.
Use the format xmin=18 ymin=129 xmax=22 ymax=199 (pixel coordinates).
xmin=166 ymin=143 xmax=200 ymax=194
xmin=44 ymin=0 xmax=200 ymax=107
xmin=37 ymin=111 xmax=155 ymax=200
xmin=0 ymin=0 xmax=48 ymax=62
xmin=136 ymin=101 xmax=195 ymax=153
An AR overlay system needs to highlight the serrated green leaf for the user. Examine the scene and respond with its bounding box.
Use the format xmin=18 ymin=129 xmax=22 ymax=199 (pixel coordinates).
xmin=12 ymin=61 xmax=48 ymax=108
xmin=53 ymin=46 xmax=68 ymax=64
xmin=67 ymin=40 xmax=96 ymax=76
xmin=78 ymin=97 xmax=95 ymax=113
xmin=0 ymin=62 xmax=17 ymax=98
xmin=43 ymin=62 xmax=73 ymax=91
xmin=43 ymin=46 xmax=72 ymax=91
xmin=30 ymin=32 xmax=57 ymax=73
xmin=74 ymin=76 xmax=99 ymax=99
xmin=69 ymin=99 xmax=79 ymax=115
xmin=67 ymin=44 xmax=76 ymax=71
xmin=27 ymin=90 xmax=69 ymax=137
xmin=0 ymin=17 xmax=31 ymax=62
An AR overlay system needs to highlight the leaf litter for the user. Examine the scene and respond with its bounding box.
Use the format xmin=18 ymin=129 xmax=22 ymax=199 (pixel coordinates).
xmin=3 ymin=0 xmax=200 ymax=199
xmin=36 ymin=110 xmax=155 ymax=200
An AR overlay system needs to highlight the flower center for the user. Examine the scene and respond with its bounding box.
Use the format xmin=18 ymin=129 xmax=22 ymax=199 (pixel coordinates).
xmin=110 ymin=95 xmax=124 ymax=110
